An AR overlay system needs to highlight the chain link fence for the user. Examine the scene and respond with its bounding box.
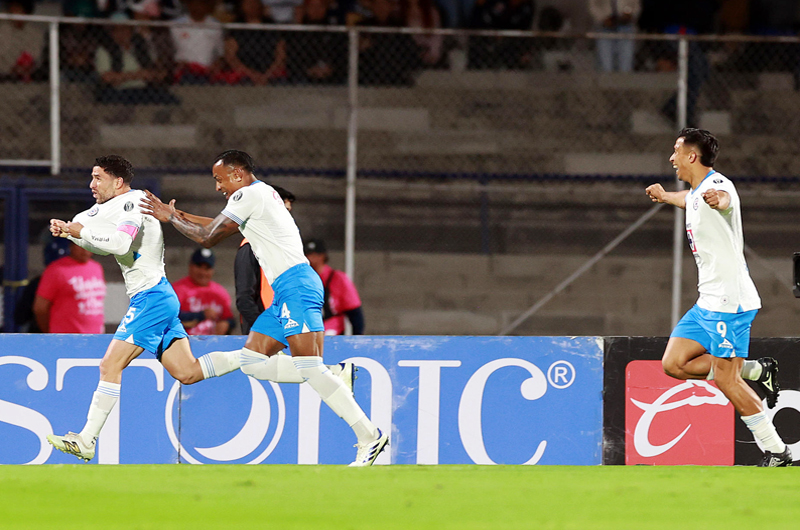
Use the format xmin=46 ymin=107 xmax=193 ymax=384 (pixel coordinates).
xmin=3 ymin=15 xmax=800 ymax=335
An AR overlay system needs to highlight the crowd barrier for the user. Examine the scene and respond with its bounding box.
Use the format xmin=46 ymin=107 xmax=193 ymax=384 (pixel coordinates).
xmin=0 ymin=334 xmax=603 ymax=465
xmin=4 ymin=334 xmax=796 ymax=466
xmin=603 ymin=337 xmax=800 ymax=466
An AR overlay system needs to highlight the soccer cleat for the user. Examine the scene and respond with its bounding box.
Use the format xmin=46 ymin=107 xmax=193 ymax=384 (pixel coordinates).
xmin=349 ymin=428 xmax=389 ymax=467
xmin=759 ymin=446 xmax=792 ymax=467
xmin=755 ymin=357 xmax=780 ymax=409
xmin=336 ymin=362 xmax=357 ymax=394
xmin=47 ymin=432 xmax=96 ymax=462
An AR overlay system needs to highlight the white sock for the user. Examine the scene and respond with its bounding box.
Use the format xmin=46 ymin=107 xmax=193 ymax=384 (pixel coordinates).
xmin=741 ymin=360 xmax=762 ymax=381
xmin=79 ymin=381 xmax=120 ymax=443
xmin=198 ymin=350 xmax=241 ymax=379
xmin=293 ymin=356 xmax=377 ymax=443
xmin=240 ymin=348 xmax=305 ymax=383
xmin=742 ymin=411 xmax=786 ymax=454
xmin=240 ymin=349 xmax=341 ymax=383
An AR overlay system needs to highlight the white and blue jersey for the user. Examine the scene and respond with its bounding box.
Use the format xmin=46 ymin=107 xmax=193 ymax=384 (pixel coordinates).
xmin=69 ymin=189 xmax=187 ymax=356
xmin=672 ymin=169 xmax=760 ymax=357
xmin=684 ymin=170 xmax=760 ymax=313
xmin=221 ymin=180 xmax=323 ymax=343
xmin=70 ymin=190 xmax=167 ymax=297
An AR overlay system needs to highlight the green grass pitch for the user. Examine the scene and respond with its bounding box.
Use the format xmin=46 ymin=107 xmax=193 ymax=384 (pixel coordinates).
xmin=1 ymin=465 xmax=797 ymax=529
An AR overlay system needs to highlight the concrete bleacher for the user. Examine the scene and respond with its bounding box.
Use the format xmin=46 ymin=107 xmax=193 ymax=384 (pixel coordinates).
xmin=4 ymin=69 xmax=799 ymax=175
xmin=6 ymin=68 xmax=800 ymax=337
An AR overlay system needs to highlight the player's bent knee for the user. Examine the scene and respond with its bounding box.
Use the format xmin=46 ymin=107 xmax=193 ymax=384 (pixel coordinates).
xmin=662 ymin=359 xmax=681 ymax=379
xmin=176 ymin=371 xmax=203 ymax=385
xmin=167 ymin=363 xmax=204 ymax=385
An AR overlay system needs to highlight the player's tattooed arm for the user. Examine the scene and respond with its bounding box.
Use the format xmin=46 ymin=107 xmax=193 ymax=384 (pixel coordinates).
xmin=140 ymin=190 xmax=238 ymax=247
xmin=175 ymin=209 xmax=215 ymax=227
xmin=173 ymin=212 xmax=240 ymax=248
xmin=645 ymin=184 xmax=688 ymax=209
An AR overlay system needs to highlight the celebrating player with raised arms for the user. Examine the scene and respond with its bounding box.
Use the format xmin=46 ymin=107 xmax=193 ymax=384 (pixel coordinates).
xmin=46 ymin=155 xmax=354 ymax=463
xmin=646 ymin=128 xmax=791 ymax=467
xmin=140 ymin=150 xmax=389 ymax=466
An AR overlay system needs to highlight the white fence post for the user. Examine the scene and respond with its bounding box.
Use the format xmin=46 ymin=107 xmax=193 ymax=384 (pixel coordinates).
xmin=671 ymin=37 xmax=689 ymax=328
xmin=49 ymin=20 xmax=60 ymax=176
xmin=344 ymin=28 xmax=359 ymax=335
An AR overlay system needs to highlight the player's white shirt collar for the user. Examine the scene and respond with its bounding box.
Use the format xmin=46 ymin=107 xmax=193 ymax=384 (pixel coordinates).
xmin=689 ymin=169 xmax=717 ymax=193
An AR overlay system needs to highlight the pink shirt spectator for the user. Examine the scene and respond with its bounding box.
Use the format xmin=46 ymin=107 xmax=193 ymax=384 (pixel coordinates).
xmin=319 ymin=264 xmax=362 ymax=335
xmin=172 ymin=276 xmax=233 ymax=335
xmin=36 ymin=256 xmax=106 ymax=333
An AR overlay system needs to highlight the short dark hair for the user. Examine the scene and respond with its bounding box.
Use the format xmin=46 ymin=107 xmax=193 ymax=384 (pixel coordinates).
xmin=95 ymin=155 xmax=134 ymax=184
xmin=271 ymin=185 xmax=295 ymax=204
xmin=214 ymin=150 xmax=255 ymax=174
xmin=678 ymin=128 xmax=719 ymax=167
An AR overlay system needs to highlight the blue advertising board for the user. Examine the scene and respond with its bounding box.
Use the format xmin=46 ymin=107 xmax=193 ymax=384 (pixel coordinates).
xmin=0 ymin=335 xmax=603 ymax=465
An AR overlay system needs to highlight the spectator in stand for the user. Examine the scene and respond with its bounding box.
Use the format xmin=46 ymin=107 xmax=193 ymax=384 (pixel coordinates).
xmin=95 ymin=12 xmax=179 ymax=103
xmin=358 ymin=0 xmax=419 ymax=85
xmin=400 ymin=0 xmax=445 ymax=68
xmin=262 ymin=0 xmax=303 ymax=22
xmin=15 ymin=236 xmax=72 ymax=333
xmin=235 ymin=185 xmax=295 ymax=334
xmin=34 ymin=1 xmax=102 ymax=83
xmin=658 ymin=0 xmax=717 ymax=128
xmin=33 ymin=241 xmax=107 ymax=334
xmin=288 ymin=0 xmax=347 ymax=84
xmin=173 ymin=248 xmax=235 ymax=335
xmin=224 ymin=0 xmax=287 ymax=85
xmin=170 ymin=0 xmax=226 ymax=84
xmin=589 ymin=0 xmax=641 ymax=73
xmin=127 ymin=0 xmax=180 ymax=87
xmin=304 ymin=239 xmax=364 ymax=336
xmin=467 ymin=0 xmax=535 ymax=70
xmin=0 ymin=0 xmax=43 ymax=82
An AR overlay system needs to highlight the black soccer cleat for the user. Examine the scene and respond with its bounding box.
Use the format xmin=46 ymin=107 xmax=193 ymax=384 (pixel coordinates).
xmin=755 ymin=357 xmax=780 ymax=409
xmin=759 ymin=447 xmax=793 ymax=467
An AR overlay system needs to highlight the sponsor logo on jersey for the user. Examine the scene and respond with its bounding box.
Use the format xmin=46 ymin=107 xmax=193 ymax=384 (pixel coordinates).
xmin=88 ymin=206 xmax=99 ymax=217
xmin=693 ymin=198 xmax=699 ymax=210
xmin=718 ymin=338 xmax=734 ymax=349
xmin=124 ymin=201 xmax=134 ymax=212
xmin=625 ymin=360 xmax=734 ymax=465
xmin=713 ymin=178 xmax=723 ymax=184
xmin=232 ymin=191 xmax=243 ymax=202
xmin=686 ymin=229 xmax=697 ymax=252
xmin=284 ymin=318 xmax=299 ymax=329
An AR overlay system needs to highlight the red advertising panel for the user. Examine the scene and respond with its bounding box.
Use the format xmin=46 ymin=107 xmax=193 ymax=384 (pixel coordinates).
xmin=625 ymin=360 xmax=735 ymax=465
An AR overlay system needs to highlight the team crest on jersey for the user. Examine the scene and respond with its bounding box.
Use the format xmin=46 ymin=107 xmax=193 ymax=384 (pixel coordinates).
xmin=232 ymin=191 xmax=243 ymax=202
xmin=693 ymin=198 xmax=699 ymax=210
xmin=124 ymin=201 xmax=134 ymax=212
xmin=88 ymin=205 xmax=99 ymax=217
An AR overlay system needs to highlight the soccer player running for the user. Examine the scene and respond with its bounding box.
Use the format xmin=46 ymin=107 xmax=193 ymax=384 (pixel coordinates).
xmin=646 ymin=128 xmax=791 ymax=467
xmin=46 ymin=155 xmax=354 ymax=463
xmin=140 ymin=150 xmax=388 ymax=466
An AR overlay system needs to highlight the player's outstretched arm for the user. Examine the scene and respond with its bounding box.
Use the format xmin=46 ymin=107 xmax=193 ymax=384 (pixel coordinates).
xmin=53 ymin=218 xmax=120 ymax=256
xmin=645 ymin=184 xmax=688 ymax=209
xmin=140 ymin=190 xmax=239 ymax=248
xmin=175 ymin=210 xmax=215 ymax=227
